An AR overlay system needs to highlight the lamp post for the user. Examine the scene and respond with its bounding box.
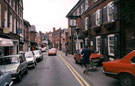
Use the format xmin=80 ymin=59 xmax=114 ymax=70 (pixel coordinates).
xmin=75 ymin=27 xmax=80 ymax=50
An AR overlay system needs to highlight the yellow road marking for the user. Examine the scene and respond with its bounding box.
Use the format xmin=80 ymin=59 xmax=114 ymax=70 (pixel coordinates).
xmin=59 ymin=54 xmax=90 ymax=86
xmin=61 ymin=57 xmax=84 ymax=86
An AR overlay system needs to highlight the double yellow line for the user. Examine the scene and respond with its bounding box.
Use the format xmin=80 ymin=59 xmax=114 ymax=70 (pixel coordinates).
xmin=59 ymin=55 xmax=90 ymax=86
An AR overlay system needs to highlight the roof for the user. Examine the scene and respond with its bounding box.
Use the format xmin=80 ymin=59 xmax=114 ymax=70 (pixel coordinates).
xmin=29 ymin=25 xmax=36 ymax=32
xmin=66 ymin=0 xmax=82 ymax=18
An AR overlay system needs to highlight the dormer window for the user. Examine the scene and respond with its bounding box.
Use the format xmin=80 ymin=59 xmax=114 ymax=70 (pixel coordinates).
xmin=85 ymin=0 xmax=89 ymax=10
xmin=81 ymin=3 xmax=85 ymax=14
xmin=77 ymin=8 xmax=80 ymax=16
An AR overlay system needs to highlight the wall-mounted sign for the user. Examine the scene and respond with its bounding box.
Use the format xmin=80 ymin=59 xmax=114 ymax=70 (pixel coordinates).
xmin=17 ymin=28 xmax=22 ymax=34
xmin=3 ymin=28 xmax=10 ymax=33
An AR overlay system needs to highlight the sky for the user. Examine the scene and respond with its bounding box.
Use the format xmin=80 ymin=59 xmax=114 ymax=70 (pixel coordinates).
xmin=23 ymin=0 xmax=79 ymax=33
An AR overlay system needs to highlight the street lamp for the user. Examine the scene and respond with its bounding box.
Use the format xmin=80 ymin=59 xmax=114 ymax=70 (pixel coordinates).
xmin=75 ymin=27 xmax=80 ymax=50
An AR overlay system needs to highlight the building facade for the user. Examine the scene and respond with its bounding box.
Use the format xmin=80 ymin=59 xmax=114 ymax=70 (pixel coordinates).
xmin=0 ymin=0 xmax=24 ymax=56
xmin=67 ymin=0 xmax=120 ymax=60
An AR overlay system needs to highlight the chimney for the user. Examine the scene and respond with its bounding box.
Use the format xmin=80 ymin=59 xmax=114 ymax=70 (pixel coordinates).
xmin=53 ymin=27 xmax=56 ymax=32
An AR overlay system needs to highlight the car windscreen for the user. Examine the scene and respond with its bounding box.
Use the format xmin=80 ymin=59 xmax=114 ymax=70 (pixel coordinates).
xmin=25 ymin=52 xmax=33 ymax=58
xmin=33 ymin=51 xmax=40 ymax=54
xmin=0 ymin=56 xmax=19 ymax=65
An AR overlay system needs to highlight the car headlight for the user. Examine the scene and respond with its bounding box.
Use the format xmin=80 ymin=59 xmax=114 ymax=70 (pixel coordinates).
xmin=11 ymin=70 xmax=17 ymax=73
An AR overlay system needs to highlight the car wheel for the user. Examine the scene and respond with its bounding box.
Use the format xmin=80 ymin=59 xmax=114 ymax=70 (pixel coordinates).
xmin=74 ymin=58 xmax=78 ymax=64
xmin=25 ymin=68 xmax=28 ymax=74
xmin=17 ymin=74 xmax=22 ymax=82
xmin=119 ymin=74 xmax=135 ymax=86
xmin=33 ymin=63 xmax=36 ymax=68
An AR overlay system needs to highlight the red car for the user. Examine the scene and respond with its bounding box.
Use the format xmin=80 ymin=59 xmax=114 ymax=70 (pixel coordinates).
xmin=48 ymin=48 xmax=57 ymax=56
xmin=74 ymin=50 xmax=104 ymax=64
xmin=103 ymin=50 xmax=135 ymax=86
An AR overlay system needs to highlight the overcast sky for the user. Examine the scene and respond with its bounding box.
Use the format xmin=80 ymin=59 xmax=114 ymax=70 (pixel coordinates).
xmin=23 ymin=0 xmax=79 ymax=33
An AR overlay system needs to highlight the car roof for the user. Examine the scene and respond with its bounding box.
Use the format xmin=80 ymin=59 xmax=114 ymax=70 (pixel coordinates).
xmin=0 ymin=55 xmax=20 ymax=58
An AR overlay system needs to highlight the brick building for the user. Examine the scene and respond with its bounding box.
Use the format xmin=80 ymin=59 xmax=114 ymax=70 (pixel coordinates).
xmin=67 ymin=0 xmax=121 ymax=60
xmin=23 ymin=19 xmax=31 ymax=52
xmin=52 ymin=27 xmax=61 ymax=50
xmin=61 ymin=29 xmax=68 ymax=52
xmin=29 ymin=25 xmax=37 ymax=51
xmin=0 ymin=0 xmax=24 ymax=56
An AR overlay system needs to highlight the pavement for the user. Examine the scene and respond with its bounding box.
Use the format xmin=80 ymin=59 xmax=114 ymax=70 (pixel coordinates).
xmin=58 ymin=51 xmax=119 ymax=86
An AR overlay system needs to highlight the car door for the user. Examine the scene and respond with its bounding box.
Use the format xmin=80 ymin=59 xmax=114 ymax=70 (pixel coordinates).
xmin=19 ymin=55 xmax=26 ymax=74
xmin=131 ymin=56 xmax=135 ymax=74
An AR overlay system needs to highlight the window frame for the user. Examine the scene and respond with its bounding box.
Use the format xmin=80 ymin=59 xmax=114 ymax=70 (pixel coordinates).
xmin=69 ymin=19 xmax=77 ymax=27
xmin=107 ymin=1 xmax=115 ymax=22
xmin=0 ymin=3 xmax=1 ymax=27
xmin=96 ymin=36 xmax=101 ymax=53
xmin=84 ymin=17 xmax=89 ymax=30
xmin=108 ymin=34 xmax=115 ymax=56
xmin=85 ymin=0 xmax=89 ymax=10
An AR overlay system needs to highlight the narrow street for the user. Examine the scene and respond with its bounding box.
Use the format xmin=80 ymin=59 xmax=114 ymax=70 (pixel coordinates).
xmin=13 ymin=51 xmax=120 ymax=86
xmin=13 ymin=52 xmax=81 ymax=86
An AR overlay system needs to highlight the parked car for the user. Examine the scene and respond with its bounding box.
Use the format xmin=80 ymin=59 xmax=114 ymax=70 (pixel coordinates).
xmin=74 ymin=50 xmax=104 ymax=64
xmin=25 ymin=51 xmax=37 ymax=68
xmin=33 ymin=50 xmax=43 ymax=61
xmin=48 ymin=48 xmax=57 ymax=56
xmin=0 ymin=71 xmax=13 ymax=86
xmin=0 ymin=55 xmax=28 ymax=82
xmin=41 ymin=47 xmax=47 ymax=52
xmin=103 ymin=50 xmax=135 ymax=86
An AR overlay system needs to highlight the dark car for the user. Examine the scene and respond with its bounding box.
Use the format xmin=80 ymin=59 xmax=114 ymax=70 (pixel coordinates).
xmin=0 ymin=71 xmax=13 ymax=86
xmin=0 ymin=55 xmax=28 ymax=82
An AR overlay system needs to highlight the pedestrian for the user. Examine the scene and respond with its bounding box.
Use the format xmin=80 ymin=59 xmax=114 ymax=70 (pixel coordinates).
xmin=81 ymin=45 xmax=92 ymax=74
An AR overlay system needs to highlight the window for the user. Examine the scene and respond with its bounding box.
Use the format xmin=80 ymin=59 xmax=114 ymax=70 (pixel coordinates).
xmin=108 ymin=34 xmax=115 ymax=56
xmin=103 ymin=6 xmax=108 ymax=23
xmin=93 ymin=9 xmax=102 ymax=26
xmin=9 ymin=0 xmax=12 ymax=6
xmin=70 ymin=19 xmax=76 ymax=27
xmin=10 ymin=15 xmax=12 ymax=32
xmin=85 ymin=0 xmax=89 ymax=10
xmin=96 ymin=36 xmax=101 ymax=53
xmin=107 ymin=1 xmax=114 ymax=22
xmin=81 ymin=3 xmax=84 ymax=14
xmin=77 ymin=8 xmax=80 ymax=16
xmin=13 ymin=1 xmax=15 ymax=10
xmin=14 ymin=18 xmax=16 ymax=33
xmin=0 ymin=3 xmax=1 ymax=27
xmin=85 ymin=17 xmax=89 ymax=30
xmin=85 ymin=38 xmax=88 ymax=46
xmin=4 ymin=10 xmax=8 ymax=28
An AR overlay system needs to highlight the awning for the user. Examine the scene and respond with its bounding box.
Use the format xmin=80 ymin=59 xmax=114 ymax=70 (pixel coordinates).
xmin=0 ymin=38 xmax=14 ymax=47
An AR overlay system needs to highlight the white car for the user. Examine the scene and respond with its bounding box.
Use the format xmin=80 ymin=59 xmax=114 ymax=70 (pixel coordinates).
xmin=25 ymin=51 xmax=37 ymax=68
xmin=33 ymin=50 xmax=43 ymax=62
